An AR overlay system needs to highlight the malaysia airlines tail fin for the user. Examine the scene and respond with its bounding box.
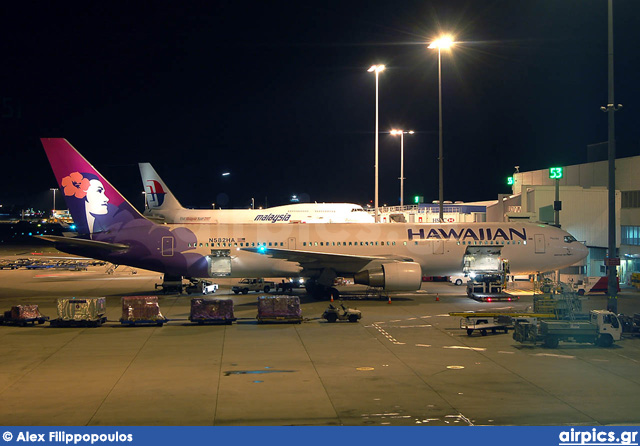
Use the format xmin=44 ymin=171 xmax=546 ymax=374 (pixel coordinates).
xmin=41 ymin=138 xmax=146 ymax=237
xmin=139 ymin=162 xmax=184 ymax=211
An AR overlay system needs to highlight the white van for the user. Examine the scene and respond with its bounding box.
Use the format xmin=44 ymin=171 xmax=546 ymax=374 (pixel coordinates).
xmin=449 ymin=275 xmax=467 ymax=286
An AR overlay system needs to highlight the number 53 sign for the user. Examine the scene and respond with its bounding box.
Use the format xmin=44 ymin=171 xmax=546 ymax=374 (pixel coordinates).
xmin=549 ymin=167 xmax=563 ymax=179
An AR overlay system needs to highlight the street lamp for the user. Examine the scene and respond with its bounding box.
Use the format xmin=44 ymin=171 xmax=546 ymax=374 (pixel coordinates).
xmin=428 ymin=35 xmax=454 ymax=222
xmin=49 ymin=188 xmax=58 ymax=217
xmin=368 ymin=64 xmax=385 ymax=222
xmin=390 ymin=130 xmax=414 ymax=207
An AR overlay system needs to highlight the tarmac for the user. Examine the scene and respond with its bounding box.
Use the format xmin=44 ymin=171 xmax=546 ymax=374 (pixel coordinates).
xmin=1 ymin=247 xmax=640 ymax=426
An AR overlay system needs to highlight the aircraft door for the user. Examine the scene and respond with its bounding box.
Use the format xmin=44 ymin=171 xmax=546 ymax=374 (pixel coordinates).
xmin=534 ymin=234 xmax=545 ymax=254
xmin=288 ymin=237 xmax=296 ymax=250
xmin=161 ymin=236 xmax=174 ymax=256
xmin=432 ymin=240 xmax=444 ymax=255
xmin=208 ymin=250 xmax=231 ymax=277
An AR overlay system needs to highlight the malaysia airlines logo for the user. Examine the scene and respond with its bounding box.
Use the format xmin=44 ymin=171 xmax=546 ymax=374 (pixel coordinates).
xmin=254 ymin=213 xmax=291 ymax=223
xmin=145 ymin=180 xmax=166 ymax=208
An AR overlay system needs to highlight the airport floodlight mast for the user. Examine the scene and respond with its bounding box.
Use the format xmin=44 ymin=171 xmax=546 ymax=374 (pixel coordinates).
xmin=368 ymin=64 xmax=385 ymax=222
xmin=428 ymin=35 xmax=454 ymax=223
xmin=601 ymin=0 xmax=622 ymax=313
xmin=390 ymin=130 xmax=414 ymax=207
xmin=49 ymin=188 xmax=58 ymax=216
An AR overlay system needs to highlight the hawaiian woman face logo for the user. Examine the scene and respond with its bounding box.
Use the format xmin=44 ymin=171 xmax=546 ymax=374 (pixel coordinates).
xmin=61 ymin=171 xmax=111 ymax=235
xmin=85 ymin=179 xmax=109 ymax=215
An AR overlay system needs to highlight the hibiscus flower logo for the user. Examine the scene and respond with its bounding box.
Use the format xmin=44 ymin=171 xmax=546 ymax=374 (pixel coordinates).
xmin=61 ymin=172 xmax=90 ymax=199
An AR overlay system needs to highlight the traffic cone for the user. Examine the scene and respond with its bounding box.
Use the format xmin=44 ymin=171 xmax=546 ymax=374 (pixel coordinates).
xmin=436 ymin=294 xmax=440 ymax=301
xmin=330 ymin=293 xmax=334 ymax=303
xmin=387 ymin=295 xmax=392 ymax=304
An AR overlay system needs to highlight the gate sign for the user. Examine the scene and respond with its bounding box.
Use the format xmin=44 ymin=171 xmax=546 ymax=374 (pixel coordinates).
xmin=605 ymin=257 xmax=620 ymax=266
xmin=549 ymin=167 xmax=563 ymax=179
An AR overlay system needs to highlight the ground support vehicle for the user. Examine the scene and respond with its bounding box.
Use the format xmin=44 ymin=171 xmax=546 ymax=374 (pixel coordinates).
xmin=49 ymin=298 xmax=107 ymax=327
xmin=185 ymin=279 xmax=218 ymax=295
xmin=513 ymin=310 xmax=622 ymax=348
xmin=189 ymin=298 xmax=236 ymax=325
xmin=618 ymin=313 xmax=640 ymax=337
xmin=322 ymin=303 xmax=362 ymax=323
xmin=256 ymin=295 xmax=302 ymax=323
xmin=0 ymin=305 xmax=49 ymax=326
xmin=232 ymin=278 xmax=276 ymax=294
xmin=155 ymin=275 xmax=185 ymax=294
xmin=533 ymin=291 xmax=582 ymax=319
xmin=459 ymin=315 xmax=512 ymax=336
xmin=450 ymin=312 xmax=554 ymax=336
xmin=120 ymin=296 xmax=168 ymax=326
xmin=572 ymin=276 xmax=620 ymax=295
xmin=466 ymin=279 xmax=518 ymax=302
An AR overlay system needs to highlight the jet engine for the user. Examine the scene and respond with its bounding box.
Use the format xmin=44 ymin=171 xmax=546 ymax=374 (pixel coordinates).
xmin=354 ymin=262 xmax=422 ymax=291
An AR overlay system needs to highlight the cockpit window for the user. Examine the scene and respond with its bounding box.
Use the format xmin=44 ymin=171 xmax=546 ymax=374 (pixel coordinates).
xmin=564 ymin=235 xmax=577 ymax=243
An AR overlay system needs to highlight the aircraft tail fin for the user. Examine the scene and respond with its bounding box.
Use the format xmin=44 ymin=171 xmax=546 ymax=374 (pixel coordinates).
xmin=41 ymin=138 xmax=146 ymax=236
xmin=138 ymin=162 xmax=184 ymax=211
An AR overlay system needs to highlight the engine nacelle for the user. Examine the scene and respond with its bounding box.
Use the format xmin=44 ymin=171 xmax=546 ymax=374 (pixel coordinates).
xmin=354 ymin=262 xmax=422 ymax=291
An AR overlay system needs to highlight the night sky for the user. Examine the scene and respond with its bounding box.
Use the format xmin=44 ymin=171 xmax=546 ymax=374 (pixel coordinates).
xmin=1 ymin=0 xmax=639 ymax=213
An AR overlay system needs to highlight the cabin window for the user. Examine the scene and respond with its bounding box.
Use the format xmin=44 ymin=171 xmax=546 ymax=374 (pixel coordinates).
xmin=403 ymin=241 xmax=407 ymax=246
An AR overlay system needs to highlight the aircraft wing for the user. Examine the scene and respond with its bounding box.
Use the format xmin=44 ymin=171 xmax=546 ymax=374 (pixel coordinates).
xmin=35 ymin=235 xmax=130 ymax=252
xmin=242 ymin=247 xmax=415 ymax=274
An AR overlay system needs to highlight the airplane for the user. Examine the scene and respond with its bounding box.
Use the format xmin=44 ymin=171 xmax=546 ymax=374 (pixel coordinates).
xmin=139 ymin=162 xmax=375 ymax=224
xmin=39 ymin=138 xmax=588 ymax=299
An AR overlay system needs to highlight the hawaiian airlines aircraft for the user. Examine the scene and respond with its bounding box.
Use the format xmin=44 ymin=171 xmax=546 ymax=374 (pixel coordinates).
xmin=139 ymin=162 xmax=374 ymax=224
xmin=40 ymin=139 xmax=587 ymax=299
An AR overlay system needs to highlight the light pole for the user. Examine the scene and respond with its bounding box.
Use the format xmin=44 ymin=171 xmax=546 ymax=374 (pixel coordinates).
xmin=390 ymin=130 xmax=414 ymax=207
xmin=368 ymin=64 xmax=385 ymax=222
xmin=428 ymin=35 xmax=454 ymax=222
xmin=49 ymin=188 xmax=58 ymax=217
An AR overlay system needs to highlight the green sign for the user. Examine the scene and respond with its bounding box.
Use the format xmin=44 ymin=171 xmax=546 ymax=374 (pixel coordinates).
xmin=413 ymin=195 xmax=424 ymax=204
xmin=507 ymin=177 xmax=514 ymax=185
xmin=549 ymin=167 xmax=563 ymax=179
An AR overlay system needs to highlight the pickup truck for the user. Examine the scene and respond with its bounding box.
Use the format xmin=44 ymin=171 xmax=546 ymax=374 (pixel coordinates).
xmin=232 ymin=278 xmax=276 ymax=294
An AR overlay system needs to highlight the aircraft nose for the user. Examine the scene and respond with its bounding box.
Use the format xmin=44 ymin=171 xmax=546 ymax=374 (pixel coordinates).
xmin=574 ymin=241 xmax=588 ymax=260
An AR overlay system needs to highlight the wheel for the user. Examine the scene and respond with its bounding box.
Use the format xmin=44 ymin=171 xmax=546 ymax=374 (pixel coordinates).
xmin=325 ymin=313 xmax=338 ymax=323
xmin=543 ymin=336 xmax=559 ymax=348
xmin=491 ymin=328 xmax=497 ymax=334
xmin=577 ymin=289 xmax=585 ymax=296
xmin=455 ymin=279 xmax=462 ymax=286
xmin=467 ymin=329 xmax=474 ymax=336
xmin=233 ymin=290 xmax=239 ymax=294
xmin=242 ymin=288 xmax=249 ymax=294
xmin=597 ymin=334 xmax=613 ymax=348
xmin=348 ymin=314 xmax=359 ymax=323
xmin=263 ymin=286 xmax=270 ymax=293
xmin=481 ymin=329 xmax=487 ymax=336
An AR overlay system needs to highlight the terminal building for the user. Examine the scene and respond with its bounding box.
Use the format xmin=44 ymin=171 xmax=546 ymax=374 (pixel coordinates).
xmin=487 ymin=155 xmax=640 ymax=283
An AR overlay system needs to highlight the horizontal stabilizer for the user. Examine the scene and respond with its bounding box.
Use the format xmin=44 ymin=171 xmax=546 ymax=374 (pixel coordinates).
xmin=34 ymin=235 xmax=129 ymax=252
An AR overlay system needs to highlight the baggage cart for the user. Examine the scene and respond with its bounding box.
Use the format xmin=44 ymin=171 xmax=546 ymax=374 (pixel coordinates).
xmin=120 ymin=296 xmax=168 ymax=326
xmin=0 ymin=305 xmax=49 ymax=326
xmin=49 ymin=298 xmax=107 ymax=327
xmin=256 ymin=295 xmax=302 ymax=323
xmin=189 ymin=298 xmax=236 ymax=325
